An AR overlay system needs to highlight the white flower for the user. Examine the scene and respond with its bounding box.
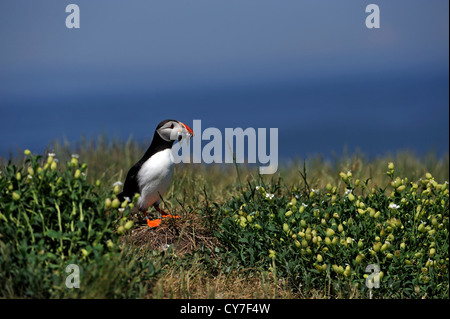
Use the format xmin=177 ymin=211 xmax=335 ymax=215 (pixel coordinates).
xmin=311 ymin=188 xmax=319 ymax=194
xmin=345 ymin=189 xmax=352 ymax=195
xmin=256 ymin=186 xmax=261 ymax=190
xmin=48 ymin=152 xmax=56 ymax=157
xmin=389 ymin=203 xmax=400 ymax=210
xmin=265 ymin=193 xmax=274 ymax=200
xmin=302 ymin=203 xmax=308 ymax=207
xmin=160 ymin=243 xmax=171 ymax=251
xmin=113 ymin=181 xmax=123 ymax=186
xmin=71 ymin=154 xmax=80 ymax=159
xmin=124 ymin=196 xmax=131 ymax=202
xmin=118 ymin=208 xmax=125 ymax=212
xmin=27 ymin=175 xmax=33 ymax=179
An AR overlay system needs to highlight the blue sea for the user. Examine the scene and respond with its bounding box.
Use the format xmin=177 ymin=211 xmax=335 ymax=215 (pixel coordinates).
xmin=1 ymin=72 xmax=448 ymax=162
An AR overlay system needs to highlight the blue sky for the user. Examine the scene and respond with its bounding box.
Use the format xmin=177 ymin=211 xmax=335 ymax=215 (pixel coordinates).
xmin=0 ymin=1 xmax=448 ymax=159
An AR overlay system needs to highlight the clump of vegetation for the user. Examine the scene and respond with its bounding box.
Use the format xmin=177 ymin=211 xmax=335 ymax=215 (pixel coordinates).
xmin=0 ymin=140 xmax=448 ymax=298
xmin=0 ymin=151 xmax=160 ymax=298
xmin=215 ymin=163 xmax=449 ymax=298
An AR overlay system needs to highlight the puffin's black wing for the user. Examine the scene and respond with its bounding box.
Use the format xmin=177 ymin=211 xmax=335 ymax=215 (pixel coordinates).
xmin=117 ymin=162 xmax=142 ymax=202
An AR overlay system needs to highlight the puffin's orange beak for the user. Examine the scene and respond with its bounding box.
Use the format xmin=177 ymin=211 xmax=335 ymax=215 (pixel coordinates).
xmin=179 ymin=122 xmax=194 ymax=136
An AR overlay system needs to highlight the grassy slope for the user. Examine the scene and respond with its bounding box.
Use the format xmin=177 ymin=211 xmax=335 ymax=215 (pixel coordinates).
xmin=1 ymin=137 xmax=448 ymax=298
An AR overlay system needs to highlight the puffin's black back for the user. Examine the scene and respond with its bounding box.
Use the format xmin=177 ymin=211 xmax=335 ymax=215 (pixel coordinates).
xmin=140 ymin=119 xmax=177 ymax=162
xmin=117 ymin=120 xmax=176 ymax=202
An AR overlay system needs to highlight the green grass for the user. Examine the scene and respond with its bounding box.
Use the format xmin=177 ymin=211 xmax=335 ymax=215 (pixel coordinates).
xmin=0 ymin=137 xmax=448 ymax=298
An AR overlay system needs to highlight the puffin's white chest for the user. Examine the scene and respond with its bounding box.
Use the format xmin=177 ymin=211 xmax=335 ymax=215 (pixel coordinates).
xmin=137 ymin=149 xmax=174 ymax=209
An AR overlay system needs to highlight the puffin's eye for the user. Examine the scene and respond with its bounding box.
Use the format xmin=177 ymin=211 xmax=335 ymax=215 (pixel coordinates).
xmin=178 ymin=135 xmax=182 ymax=141
xmin=170 ymin=123 xmax=174 ymax=129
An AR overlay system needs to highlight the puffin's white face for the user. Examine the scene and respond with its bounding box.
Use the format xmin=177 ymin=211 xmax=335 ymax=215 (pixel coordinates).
xmin=156 ymin=120 xmax=194 ymax=142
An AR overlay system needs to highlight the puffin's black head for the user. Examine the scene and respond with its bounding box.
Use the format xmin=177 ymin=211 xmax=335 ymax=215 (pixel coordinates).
xmin=155 ymin=119 xmax=194 ymax=142
xmin=140 ymin=119 xmax=194 ymax=161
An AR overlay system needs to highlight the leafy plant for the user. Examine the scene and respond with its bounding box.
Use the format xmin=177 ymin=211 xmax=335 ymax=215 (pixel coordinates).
xmin=215 ymin=163 xmax=449 ymax=298
xmin=0 ymin=151 xmax=158 ymax=297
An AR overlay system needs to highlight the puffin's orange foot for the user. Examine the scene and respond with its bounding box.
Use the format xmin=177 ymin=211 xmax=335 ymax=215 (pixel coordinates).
xmin=162 ymin=214 xmax=181 ymax=219
xmin=147 ymin=218 xmax=162 ymax=228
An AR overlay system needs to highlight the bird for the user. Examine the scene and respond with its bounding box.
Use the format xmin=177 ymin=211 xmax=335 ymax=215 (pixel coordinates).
xmin=117 ymin=119 xmax=193 ymax=228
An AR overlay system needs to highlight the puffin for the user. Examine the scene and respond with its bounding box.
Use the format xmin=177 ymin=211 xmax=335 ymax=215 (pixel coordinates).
xmin=117 ymin=119 xmax=194 ymax=227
